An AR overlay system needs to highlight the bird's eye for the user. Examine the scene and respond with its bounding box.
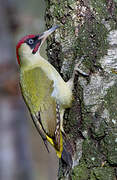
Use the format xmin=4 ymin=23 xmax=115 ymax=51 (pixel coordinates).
xmin=28 ymin=39 xmax=34 ymax=45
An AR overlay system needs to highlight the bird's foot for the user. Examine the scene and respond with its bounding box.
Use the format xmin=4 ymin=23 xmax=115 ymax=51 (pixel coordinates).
xmin=67 ymin=60 xmax=89 ymax=89
xmin=73 ymin=60 xmax=89 ymax=77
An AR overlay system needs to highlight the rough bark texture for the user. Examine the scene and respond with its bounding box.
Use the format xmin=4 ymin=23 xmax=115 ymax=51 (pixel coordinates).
xmin=45 ymin=0 xmax=117 ymax=179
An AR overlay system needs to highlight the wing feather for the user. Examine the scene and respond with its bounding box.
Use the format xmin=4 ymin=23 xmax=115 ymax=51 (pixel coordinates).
xmin=20 ymin=66 xmax=61 ymax=149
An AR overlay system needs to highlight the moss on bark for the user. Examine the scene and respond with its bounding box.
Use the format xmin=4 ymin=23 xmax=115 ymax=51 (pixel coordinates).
xmin=45 ymin=0 xmax=117 ymax=179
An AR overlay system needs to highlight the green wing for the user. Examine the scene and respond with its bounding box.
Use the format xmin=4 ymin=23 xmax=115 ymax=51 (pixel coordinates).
xmin=20 ymin=66 xmax=59 ymax=143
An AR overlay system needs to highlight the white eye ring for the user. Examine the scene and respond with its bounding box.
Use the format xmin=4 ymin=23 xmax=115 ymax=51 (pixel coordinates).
xmin=28 ymin=39 xmax=34 ymax=45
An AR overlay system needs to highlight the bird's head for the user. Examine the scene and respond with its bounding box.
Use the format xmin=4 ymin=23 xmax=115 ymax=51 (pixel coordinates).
xmin=16 ymin=26 xmax=59 ymax=66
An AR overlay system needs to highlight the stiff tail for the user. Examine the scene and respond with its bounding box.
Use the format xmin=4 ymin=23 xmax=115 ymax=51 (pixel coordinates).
xmin=47 ymin=131 xmax=73 ymax=168
xmin=61 ymin=133 xmax=73 ymax=168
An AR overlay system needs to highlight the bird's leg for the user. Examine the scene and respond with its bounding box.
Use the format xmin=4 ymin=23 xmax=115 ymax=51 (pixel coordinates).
xmin=67 ymin=60 xmax=89 ymax=90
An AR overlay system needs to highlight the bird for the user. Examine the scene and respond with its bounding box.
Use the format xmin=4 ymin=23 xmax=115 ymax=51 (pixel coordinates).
xmin=16 ymin=26 xmax=74 ymax=167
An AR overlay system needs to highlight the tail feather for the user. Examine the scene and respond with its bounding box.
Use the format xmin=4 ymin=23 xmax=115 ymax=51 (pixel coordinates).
xmin=61 ymin=133 xmax=73 ymax=168
xmin=61 ymin=144 xmax=73 ymax=168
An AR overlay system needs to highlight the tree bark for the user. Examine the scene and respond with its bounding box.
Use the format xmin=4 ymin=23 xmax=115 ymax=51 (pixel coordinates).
xmin=45 ymin=0 xmax=117 ymax=179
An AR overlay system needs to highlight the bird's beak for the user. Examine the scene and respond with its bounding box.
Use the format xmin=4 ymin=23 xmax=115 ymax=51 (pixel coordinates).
xmin=32 ymin=26 xmax=59 ymax=54
xmin=38 ymin=25 xmax=59 ymax=43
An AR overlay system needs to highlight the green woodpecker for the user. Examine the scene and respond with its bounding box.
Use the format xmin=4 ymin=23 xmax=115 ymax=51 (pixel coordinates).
xmin=16 ymin=26 xmax=73 ymax=167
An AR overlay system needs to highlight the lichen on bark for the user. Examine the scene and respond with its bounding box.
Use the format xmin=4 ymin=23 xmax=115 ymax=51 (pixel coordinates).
xmin=45 ymin=0 xmax=117 ymax=179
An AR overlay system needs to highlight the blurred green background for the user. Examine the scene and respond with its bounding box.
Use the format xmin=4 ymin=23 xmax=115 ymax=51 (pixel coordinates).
xmin=0 ymin=0 xmax=58 ymax=180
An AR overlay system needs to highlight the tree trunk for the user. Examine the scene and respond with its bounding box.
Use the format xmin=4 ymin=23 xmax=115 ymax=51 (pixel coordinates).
xmin=45 ymin=0 xmax=117 ymax=179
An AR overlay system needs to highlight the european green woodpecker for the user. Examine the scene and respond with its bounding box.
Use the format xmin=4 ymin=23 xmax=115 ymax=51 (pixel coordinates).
xmin=16 ymin=26 xmax=73 ymax=167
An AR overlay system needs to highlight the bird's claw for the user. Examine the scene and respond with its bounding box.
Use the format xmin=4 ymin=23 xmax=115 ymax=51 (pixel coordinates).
xmin=74 ymin=62 xmax=89 ymax=77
